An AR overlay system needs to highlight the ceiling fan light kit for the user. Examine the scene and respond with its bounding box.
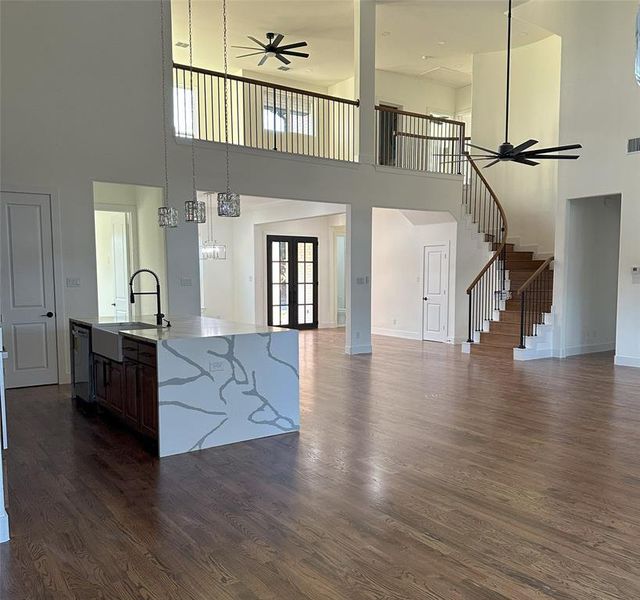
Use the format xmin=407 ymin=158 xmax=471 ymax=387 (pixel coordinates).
xmin=233 ymin=32 xmax=309 ymax=67
xmin=468 ymin=0 xmax=581 ymax=168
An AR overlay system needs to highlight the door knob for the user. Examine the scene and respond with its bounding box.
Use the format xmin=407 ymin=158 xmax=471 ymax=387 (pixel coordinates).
xmin=423 ymin=297 xmax=428 ymax=301
xmin=41 ymin=311 xmax=54 ymax=318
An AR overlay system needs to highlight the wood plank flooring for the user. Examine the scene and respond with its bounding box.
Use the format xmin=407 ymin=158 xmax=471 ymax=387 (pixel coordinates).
xmin=2 ymin=330 xmax=640 ymax=599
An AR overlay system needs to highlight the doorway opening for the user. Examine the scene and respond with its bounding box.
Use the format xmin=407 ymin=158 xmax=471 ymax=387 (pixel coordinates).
xmin=371 ymin=207 xmax=456 ymax=343
xmin=564 ymin=194 xmax=621 ymax=357
xmin=93 ymin=183 xmax=167 ymax=321
xmin=197 ymin=193 xmax=346 ymax=330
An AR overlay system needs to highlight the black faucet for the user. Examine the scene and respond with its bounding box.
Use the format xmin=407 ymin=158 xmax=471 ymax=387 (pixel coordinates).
xmin=129 ymin=269 xmax=164 ymax=326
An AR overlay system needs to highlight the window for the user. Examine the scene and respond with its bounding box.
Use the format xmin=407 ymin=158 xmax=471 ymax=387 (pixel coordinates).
xmin=173 ymin=86 xmax=198 ymax=138
xmin=263 ymin=90 xmax=314 ymax=135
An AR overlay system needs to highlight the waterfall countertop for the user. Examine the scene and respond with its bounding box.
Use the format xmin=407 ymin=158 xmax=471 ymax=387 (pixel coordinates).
xmin=69 ymin=315 xmax=282 ymax=343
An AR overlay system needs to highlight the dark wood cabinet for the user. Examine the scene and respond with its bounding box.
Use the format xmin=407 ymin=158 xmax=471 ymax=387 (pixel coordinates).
xmin=96 ymin=338 xmax=158 ymax=443
xmin=138 ymin=363 xmax=158 ymax=439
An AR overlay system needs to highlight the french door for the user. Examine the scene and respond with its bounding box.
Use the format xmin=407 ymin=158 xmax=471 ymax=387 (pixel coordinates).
xmin=267 ymin=235 xmax=318 ymax=330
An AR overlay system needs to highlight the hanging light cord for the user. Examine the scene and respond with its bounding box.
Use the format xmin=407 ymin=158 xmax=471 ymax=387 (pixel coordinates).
xmin=504 ymin=0 xmax=512 ymax=143
xmin=159 ymin=0 xmax=170 ymax=207
xmin=188 ymin=0 xmax=197 ymax=202
xmin=223 ymin=0 xmax=231 ymax=197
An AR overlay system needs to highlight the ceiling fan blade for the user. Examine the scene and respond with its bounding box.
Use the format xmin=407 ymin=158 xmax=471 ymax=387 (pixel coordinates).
xmin=277 ymin=41 xmax=308 ymax=51
xmin=275 ymin=54 xmax=291 ymax=65
xmin=258 ymin=54 xmax=269 ymax=66
xmin=523 ymin=155 xmax=580 ymax=160
xmin=513 ymin=157 xmax=540 ymax=166
xmin=523 ymin=143 xmax=582 ymax=155
xmin=483 ymin=159 xmax=501 ymax=168
xmin=271 ymin=33 xmax=284 ymax=48
xmin=248 ymin=36 xmax=267 ymax=49
xmin=509 ymin=139 xmax=538 ymax=154
xmin=236 ymin=52 xmax=265 ymax=58
xmin=232 ymin=45 xmax=262 ymax=50
xmin=279 ymin=51 xmax=309 ymax=58
xmin=468 ymin=143 xmax=499 ymax=156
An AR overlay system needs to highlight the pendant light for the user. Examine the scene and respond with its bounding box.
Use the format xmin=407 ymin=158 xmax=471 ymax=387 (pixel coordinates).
xmin=201 ymin=193 xmax=227 ymax=260
xmin=217 ymin=0 xmax=241 ymax=217
xmin=184 ymin=0 xmax=206 ymax=223
xmin=157 ymin=0 xmax=178 ymax=228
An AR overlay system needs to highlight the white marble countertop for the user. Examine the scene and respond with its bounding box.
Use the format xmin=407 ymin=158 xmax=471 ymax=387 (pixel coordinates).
xmin=70 ymin=315 xmax=283 ymax=343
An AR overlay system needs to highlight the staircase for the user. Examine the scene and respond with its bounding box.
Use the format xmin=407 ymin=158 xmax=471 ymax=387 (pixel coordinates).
xmin=472 ymin=244 xmax=554 ymax=358
xmin=461 ymin=153 xmax=554 ymax=360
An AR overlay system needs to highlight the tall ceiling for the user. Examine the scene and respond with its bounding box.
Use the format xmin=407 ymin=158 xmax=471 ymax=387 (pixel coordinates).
xmin=171 ymin=0 xmax=553 ymax=89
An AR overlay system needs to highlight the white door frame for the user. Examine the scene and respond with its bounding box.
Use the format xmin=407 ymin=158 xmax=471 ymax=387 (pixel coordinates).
xmin=421 ymin=241 xmax=450 ymax=342
xmin=1 ymin=185 xmax=66 ymax=384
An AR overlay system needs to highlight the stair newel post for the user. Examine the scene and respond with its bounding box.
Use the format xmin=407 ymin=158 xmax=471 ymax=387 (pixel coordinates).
xmin=467 ymin=291 xmax=473 ymax=343
xmin=518 ymin=291 xmax=526 ymax=349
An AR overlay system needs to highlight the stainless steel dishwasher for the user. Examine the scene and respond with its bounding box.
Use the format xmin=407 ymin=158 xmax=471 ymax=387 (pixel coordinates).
xmin=71 ymin=324 xmax=92 ymax=406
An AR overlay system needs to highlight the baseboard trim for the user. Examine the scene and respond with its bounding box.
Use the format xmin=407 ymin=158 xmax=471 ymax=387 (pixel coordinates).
xmin=372 ymin=327 xmax=421 ymax=341
xmin=345 ymin=344 xmax=373 ymax=355
xmin=614 ymin=354 xmax=640 ymax=368
xmin=564 ymin=342 xmax=615 ymax=357
xmin=318 ymin=322 xmax=339 ymax=329
xmin=513 ymin=347 xmax=553 ymax=361
xmin=0 ymin=510 xmax=9 ymax=543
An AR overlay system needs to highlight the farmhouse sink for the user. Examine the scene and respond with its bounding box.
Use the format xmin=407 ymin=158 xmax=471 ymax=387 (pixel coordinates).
xmin=92 ymin=322 xmax=158 ymax=362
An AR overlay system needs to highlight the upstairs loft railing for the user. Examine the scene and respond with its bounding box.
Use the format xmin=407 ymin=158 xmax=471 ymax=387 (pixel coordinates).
xmin=375 ymin=105 xmax=466 ymax=175
xmin=173 ymin=63 xmax=359 ymax=162
xmin=464 ymin=153 xmax=509 ymax=342
xmin=517 ymin=257 xmax=554 ymax=349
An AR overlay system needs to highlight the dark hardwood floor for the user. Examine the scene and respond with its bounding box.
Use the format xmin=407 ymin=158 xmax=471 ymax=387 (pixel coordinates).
xmin=2 ymin=330 xmax=640 ymax=599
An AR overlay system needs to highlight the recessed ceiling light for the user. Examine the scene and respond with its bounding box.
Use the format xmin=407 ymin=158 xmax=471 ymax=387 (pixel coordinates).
xmin=381 ymin=31 xmax=391 ymax=37
xmin=175 ymin=41 xmax=189 ymax=48
xmin=421 ymin=55 xmax=434 ymax=60
xmin=437 ymin=40 xmax=446 ymax=45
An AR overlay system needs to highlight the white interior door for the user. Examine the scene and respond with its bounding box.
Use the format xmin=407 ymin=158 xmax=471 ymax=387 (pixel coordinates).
xmin=0 ymin=192 xmax=58 ymax=388
xmin=111 ymin=214 xmax=130 ymax=320
xmin=422 ymin=244 xmax=448 ymax=342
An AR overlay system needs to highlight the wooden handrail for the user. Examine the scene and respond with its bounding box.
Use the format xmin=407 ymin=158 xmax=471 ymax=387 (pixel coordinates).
xmin=173 ymin=62 xmax=360 ymax=106
xmin=375 ymin=104 xmax=466 ymax=127
xmin=393 ymin=131 xmax=462 ymax=142
xmin=465 ymin=154 xmax=509 ymax=293
xmin=517 ymin=256 xmax=554 ymax=295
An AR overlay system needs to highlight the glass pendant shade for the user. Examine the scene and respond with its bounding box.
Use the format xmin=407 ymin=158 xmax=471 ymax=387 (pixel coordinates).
xmin=158 ymin=206 xmax=178 ymax=228
xmin=201 ymin=241 xmax=227 ymax=260
xmin=217 ymin=192 xmax=241 ymax=217
xmin=185 ymin=200 xmax=206 ymax=223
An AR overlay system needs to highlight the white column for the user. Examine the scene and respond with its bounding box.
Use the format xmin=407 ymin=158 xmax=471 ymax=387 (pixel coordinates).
xmin=354 ymin=0 xmax=376 ymax=164
xmin=0 ymin=328 xmax=9 ymax=543
xmin=346 ymin=204 xmax=373 ymax=354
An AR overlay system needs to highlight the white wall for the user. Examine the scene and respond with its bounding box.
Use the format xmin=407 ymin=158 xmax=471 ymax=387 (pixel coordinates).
xmin=564 ymin=195 xmax=621 ymax=356
xmin=516 ymin=0 xmax=640 ymax=366
xmin=376 ymin=70 xmax=456 ymax=115
xmin=472 ymin=35 xmax=561 ymax=253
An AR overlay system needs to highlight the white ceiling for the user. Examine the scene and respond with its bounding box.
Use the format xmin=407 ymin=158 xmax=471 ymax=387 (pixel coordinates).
xmin=171 ymin=0 xmax=553 ymax=89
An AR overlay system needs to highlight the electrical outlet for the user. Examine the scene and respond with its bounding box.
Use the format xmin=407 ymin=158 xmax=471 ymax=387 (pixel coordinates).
xmin=66 ymin=278 xmax=80 ymax=288
xmin=180 ymin=277 xmax=193 ymax=287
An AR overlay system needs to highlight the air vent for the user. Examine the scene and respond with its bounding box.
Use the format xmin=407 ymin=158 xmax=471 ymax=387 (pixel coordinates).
xmin=278 ymin=66 xmax=290 ymax=72
xmin=175 ymin=41 xmax=189 ymax=48
xmin=628 ymin=137 xmax=640 ymax=153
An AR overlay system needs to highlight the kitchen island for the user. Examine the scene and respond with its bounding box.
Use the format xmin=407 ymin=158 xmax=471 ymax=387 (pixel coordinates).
xmin=69 ymin=316 xmax=299 ymax=457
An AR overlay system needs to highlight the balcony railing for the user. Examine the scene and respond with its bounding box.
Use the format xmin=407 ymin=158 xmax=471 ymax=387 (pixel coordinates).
xmin=173 ymin=63 xmax=359 ymax=162
xmin=375 ymin=105 xmax=466 ymax=175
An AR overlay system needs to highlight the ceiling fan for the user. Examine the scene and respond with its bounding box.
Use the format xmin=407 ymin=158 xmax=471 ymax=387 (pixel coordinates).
xmin=233 ymin=32 xmax=309 ymax=67
xmin=468 ymin=0 xmax=581 ymax=168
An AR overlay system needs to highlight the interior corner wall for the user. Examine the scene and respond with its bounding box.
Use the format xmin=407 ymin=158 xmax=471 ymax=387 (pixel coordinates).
xmin=471 ymin=35 xmax=561 ymax=253
xmin=514 ymin=0 xmax=640 ymax=366
xmin=375 ymin=70 xmax=457 ymax=115
xmin=564 ymin=195 xmax=621 ymax=356
xmin=372 ymin=209 xmax=458 ymax=341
